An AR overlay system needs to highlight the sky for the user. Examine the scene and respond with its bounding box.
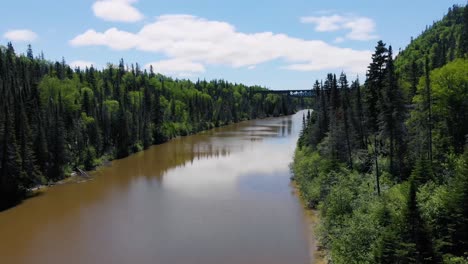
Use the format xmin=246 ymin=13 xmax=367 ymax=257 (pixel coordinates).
xmin=1 ymin=0 xmax=465 ymax=90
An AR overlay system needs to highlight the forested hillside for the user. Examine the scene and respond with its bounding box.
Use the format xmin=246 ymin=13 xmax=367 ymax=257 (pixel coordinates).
xmin=292 ymin=4 xmax=468 ymax=263
xmin=396 ymin=4 xmax=468 ymax=98
xmin=0 ymin=44 xmax=298 ymax=210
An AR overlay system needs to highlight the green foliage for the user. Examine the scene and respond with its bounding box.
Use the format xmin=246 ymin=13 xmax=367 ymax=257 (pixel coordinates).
xmin=292 ymin=4 xmax=468 ymax=263
xmin=409 ymin=58 xmax=468 ymax=164
xmin=395 ymin=4 xmax=467 ymax=98
xmin=428 ymin=59 xmax=468 ymax=154
xmin=39 ymin=75 xmax=80 ymax=112
xmin=83 ymin=146 xmax=97 ymax=170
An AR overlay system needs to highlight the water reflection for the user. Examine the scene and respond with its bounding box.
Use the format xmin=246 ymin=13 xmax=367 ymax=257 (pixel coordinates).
xmin=0 ymin=112 xmax=310 ymax=264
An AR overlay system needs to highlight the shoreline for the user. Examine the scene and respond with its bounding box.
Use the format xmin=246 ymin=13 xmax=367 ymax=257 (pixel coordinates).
xmin=291 ymin=181 xmax=327 ymax=264
xmin=27 ymin=112 xmax=298 ymax=195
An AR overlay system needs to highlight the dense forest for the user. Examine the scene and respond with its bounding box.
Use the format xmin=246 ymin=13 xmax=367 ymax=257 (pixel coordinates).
xmin=0 ymin=44 xmax=300 ymax=210
xmin=292 ymin=4 xmax=468 ymax=263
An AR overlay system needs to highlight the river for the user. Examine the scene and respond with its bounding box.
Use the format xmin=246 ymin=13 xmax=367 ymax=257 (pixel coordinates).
xmin=0 ymin=110 xmax=316 ymax=264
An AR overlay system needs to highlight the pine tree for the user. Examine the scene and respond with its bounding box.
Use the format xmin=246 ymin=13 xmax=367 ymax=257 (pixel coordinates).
xmin=365 ymin=40 xmax=388 ymax=135
xmin=48 ymin=94 xmax=68 ymax=180
xmin=340 ymin=73 xmax=353 ymax=168
xmin=116 ymin=106 xmax=130 ymax=158
xmin=351 ymin=78 xmax=366 ymax=149
xmin=142 ymin=83 xmax=153 ymax=149
xmin=0 ymin=108 xmax=24 ymax=209
xmin=310 ymin=80 xmax=327 ymax=146
xmin=380 ymin=46 xmax=407 ymax=180
xmin=451 ymin=150 xmax=468 ymax=255
xmin=26 ymin=44 xmax=34 ymax=60
xmin=16 ymin=106 xmax=42 ymax=187
xmin=365 ymin=41 xmax=389 ymax=195
xmin=462 ymin=5 xmax=468 ymax=55
xmin=298 ymin=113 xmax=307 ymax=149
xmin=424 ymin=56 xmax=433 ymax=163
xmin=152 ymin=90 xmax=164 ymax=144
xmin=409 ymin=58 xmax=420 ymax=98
xmin=34 ymin=120 xmax=49 ymax=175
xmin=403 ymin=179 xmax=437 ymax=263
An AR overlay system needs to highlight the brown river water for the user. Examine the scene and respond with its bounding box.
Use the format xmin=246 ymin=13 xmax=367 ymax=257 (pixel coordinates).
xmin=0 ymin=110 xmax=318 ymax=264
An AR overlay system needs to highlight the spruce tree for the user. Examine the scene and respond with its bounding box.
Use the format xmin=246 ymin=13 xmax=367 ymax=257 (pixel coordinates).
xmin=351 ymin=78 xmax=366 ymax=149
xmin=0 ymin=108 xmax=23 ymax=209
xmin=116 ymin=106 xmax=130 ymax=158
xmin=380 ymin=46 xmax=407 ymax=180
xmin=403 ymin=179 xmax=437 ymax=263
xmin=365 ymin=41 xmax=388 ymax=195
xmin=50 ymin=107 xmax=68 ymax=180
xmin=26 ymin=44 xmax=34 ymax=60
xmin=340 ymin=73 xmax=353 ymax=168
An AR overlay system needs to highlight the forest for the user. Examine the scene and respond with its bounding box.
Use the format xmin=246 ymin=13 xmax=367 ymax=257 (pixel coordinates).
xmin=292 ymin=4 xmax=468 ymax=263
xmin=0 ymin=44 xmax=300 ymax=210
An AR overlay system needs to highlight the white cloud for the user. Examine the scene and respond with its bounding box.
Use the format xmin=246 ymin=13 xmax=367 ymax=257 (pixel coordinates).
xmin=334 ymin=37 xmax=345 ymax=43
xmin=70 ymin=14 xmax=372 ymax=75
xmin=145 ymin=59 xmax=205 ymax=76
xmin=343 ymin=17 xmax=378 ymax=41
xmin=301 ymin=15 xmax=346 ymax=32
xmin=92 ymin=0 xmax=143 ymax=23
xmin=70 ymin=60 xmax=96 ymax=69
xmin=301 ymin=14 xmax=378 ymax=41
xmin=70 ymin=28 xmax=139 ymax=50
xmin=3 ymin=29 xmax=38 ymax=42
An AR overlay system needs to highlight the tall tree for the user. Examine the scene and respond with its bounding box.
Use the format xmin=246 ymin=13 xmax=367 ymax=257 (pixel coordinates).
xmin=365 ymin=40 xmax=388 ymax=195
xmin=0 ymin=108 xmax=24 ymax=209
xmin=339 ymin=73 xmax=353 ymax=168
xmin=380 ymin=46 xmax=407 ymax=180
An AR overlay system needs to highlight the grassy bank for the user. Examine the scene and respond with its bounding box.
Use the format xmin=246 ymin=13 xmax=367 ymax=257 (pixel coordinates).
xmin=291 ymin=181 xmax=326 ymax=264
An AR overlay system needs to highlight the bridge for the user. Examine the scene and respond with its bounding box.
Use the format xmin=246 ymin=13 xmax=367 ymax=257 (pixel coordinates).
xmin=251 ymin=89 xmax=316 ymax=98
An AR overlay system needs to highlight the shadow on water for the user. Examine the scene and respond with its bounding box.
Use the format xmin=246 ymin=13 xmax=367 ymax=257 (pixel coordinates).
xmin=0 ymin=191 xmax=44 ymax=212
xmin=0 ymin=200 xmax=21 ymax=212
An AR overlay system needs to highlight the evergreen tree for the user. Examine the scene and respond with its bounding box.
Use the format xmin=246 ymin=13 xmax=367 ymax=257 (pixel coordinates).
xmin=351 ymin=78 xmax=366 ymax=149
xmin=48 ymin=102 xmax=68 ymax=180
xmin=0 ymin=108 xmax=24 ymax=209
xmin=463 ymin=6 xmax=468 ymax=55
xmin=365 ymin=40 xmax=388 ymax=135
xmin=26 ymin=44 xmax=33 ymax=60
xmin=16 ymin=106 xmax=42 ymax=187
xmin=403 ymin=179 xmax=437 ymax=263
xmin=116 ymin=106 xmax=130 ymax=158
xmin=365 ymin=40 xmax=389 ymax=195
xmin=380 ymin=46 xmax=407 ymax=180
xmin=328 ymin=74 xmax=343 ymax=160
xmin=424 ymin=56 xmax=433 ymax=163
xmin=339 ymin=73 xmax=353 ymax=168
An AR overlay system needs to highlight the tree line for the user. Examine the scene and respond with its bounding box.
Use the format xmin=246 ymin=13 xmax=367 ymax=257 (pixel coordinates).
xmin=293 ymin=4 xmax=468 ymax=263
xmin=0 ymin=43 xmax=300 ymax=210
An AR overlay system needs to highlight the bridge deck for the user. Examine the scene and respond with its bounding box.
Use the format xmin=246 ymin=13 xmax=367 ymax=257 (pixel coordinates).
xmin=252 ymin=89 xmax=316 ymax=97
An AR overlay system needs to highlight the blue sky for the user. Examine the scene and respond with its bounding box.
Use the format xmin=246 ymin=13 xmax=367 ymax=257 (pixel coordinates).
xmin=2 ymin=0 xmax=465 ymax=90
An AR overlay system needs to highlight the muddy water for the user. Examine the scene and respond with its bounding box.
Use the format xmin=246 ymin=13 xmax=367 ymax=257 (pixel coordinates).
xmin=0 ymin=111 xmax=315 ymax=264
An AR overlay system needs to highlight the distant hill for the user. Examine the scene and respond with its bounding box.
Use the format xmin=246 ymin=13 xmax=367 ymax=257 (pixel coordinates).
xmin=395 ymin=4 xmax=467 ymax=97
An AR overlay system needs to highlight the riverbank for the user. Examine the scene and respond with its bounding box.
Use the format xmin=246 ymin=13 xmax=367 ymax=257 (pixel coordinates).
xmin=28 ymin=172 xmax=93 ymax=195
xmin=27 ymin=113 xmax=298 ymax=196
xmin=291 ymin=181 xmax=327 ymax=264
xmin=27 ymin=158 xmax=108 ymax=195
